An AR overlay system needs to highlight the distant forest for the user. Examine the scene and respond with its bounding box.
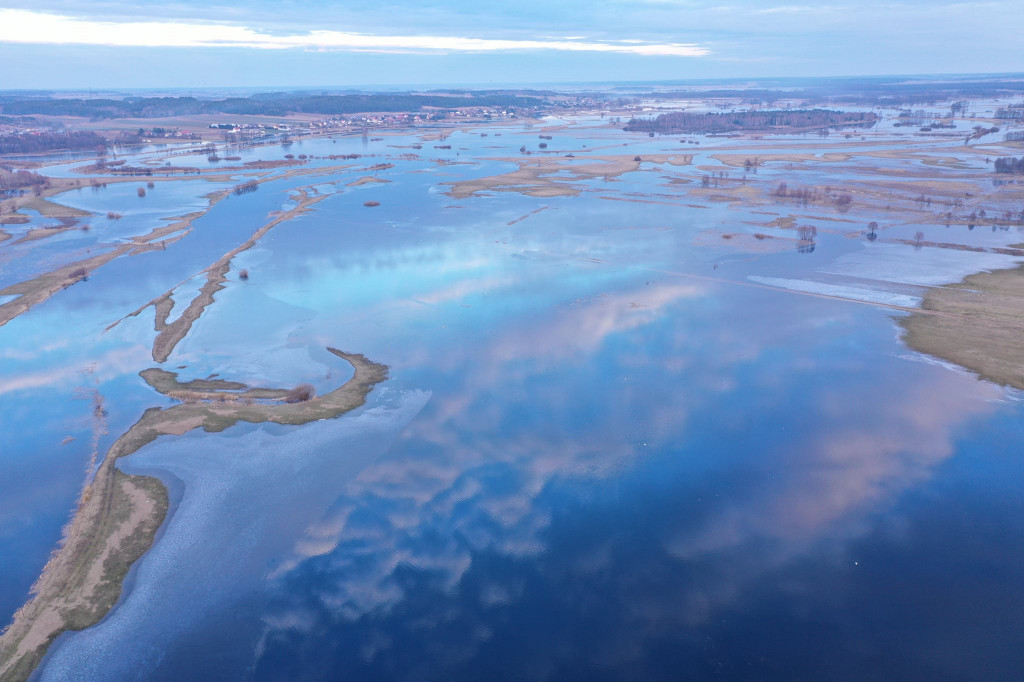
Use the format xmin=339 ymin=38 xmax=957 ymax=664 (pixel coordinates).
xmin=624 ymin=109 xmax=878 ymax=134
xmin=0 ymin=130 xmax=107 ymax=154
xmin=0 ymin=93 xmax=545 ymax=120
xmin=994 ymin=157 xmax=1024 ymax=174
xmin=626 ymin=77 xmax=1024 ymax=106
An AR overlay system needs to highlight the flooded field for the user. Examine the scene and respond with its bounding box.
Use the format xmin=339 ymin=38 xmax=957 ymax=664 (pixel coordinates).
xmin=3 ymin=107 xmax=1024 ymax=680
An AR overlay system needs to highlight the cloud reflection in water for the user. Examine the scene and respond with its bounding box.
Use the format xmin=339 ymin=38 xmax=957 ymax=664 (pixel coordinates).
xmin=255 ymin=281 xmax=1008 ymax=678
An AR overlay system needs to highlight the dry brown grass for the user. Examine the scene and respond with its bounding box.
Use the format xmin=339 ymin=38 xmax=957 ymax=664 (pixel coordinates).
xmin=901 ymin=265 xmax=1024 ymax=390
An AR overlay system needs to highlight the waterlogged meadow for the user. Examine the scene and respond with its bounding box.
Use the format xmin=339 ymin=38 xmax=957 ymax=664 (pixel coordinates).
xmin=3 ymin=110 xmax=1024 ymax=680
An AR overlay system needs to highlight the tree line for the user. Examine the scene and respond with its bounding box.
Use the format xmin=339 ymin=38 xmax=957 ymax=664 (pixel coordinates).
xmin=0 ymin=93 xmax=546 ymax=121
xmin=0 ymin=167 xmax=47 ymax=190
xmin=0 ymin=130 xmax=107 ymax=154
xmin=994 ymin=157 xmax=1024 ymax=174
xmin=624 ymin=109 xmax=878 ymax=134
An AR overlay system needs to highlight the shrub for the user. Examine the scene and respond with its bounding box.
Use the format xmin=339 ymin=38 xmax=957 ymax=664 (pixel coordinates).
xmin=233 ymin=180 xmax=259 ymax=196
xmin=137 ymin=187 xmax=146 ymax=197
xmin=285 ymin=383 xmax=315 ymax=403
xmin=238 ymin=269 xmax=249 ymax=281
xmin=364 ymin=200 xmax=380 ymax=207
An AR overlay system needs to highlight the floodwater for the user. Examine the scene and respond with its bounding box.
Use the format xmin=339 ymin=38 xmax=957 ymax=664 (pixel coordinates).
xmin=3 ymin=114 xmax=1024 ymax=680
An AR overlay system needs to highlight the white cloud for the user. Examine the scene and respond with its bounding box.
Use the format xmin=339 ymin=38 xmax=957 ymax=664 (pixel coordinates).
xmin=0 ymin=9 xmax=709 ymax=56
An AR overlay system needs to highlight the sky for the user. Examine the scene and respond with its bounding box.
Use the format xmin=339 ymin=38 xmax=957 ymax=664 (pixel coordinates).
xmin=0 ymin=1 xmax=1023 ymax=89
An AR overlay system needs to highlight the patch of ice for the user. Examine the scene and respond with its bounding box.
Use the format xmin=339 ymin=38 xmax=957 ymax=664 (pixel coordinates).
xmin=820 ymin=242 xmax=1023 ymax=287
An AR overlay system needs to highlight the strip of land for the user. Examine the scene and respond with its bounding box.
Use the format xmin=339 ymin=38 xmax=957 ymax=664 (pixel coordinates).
xmin=1 ymin=165 xmax=348 ymax=331
xmin=0 ymin=198 xmax=230 ymax=328
xmin=0 ymin=348 xmax=389 ymax=682
xmin=444 ymin=154 xmax=690 ymax=199
xmin=115 ymin=187 xmax=330 ymax=363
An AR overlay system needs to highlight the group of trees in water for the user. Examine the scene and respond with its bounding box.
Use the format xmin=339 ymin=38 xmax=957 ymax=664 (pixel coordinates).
xmin=624 ymin=109 xmax=878 ymax=134
xmin=773 ymin=181 xmax=851 ymax=209
xmin=232 ymin=180 xmax=259 ymax=196
xmin=994 ymin=156 xmax=1024 ymax=174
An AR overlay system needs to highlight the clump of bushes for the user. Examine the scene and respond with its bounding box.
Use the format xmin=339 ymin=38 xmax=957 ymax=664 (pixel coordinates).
xmin=798 ymin=225 xmax=818 ymax=241
xmin=238 ymin=269 xmax=249 ymax=281
xmin=364 ymin=200 xmax=380 ymax=207
xmin=285 ymin=383 xmax=315 ymax=403
xmin=107 ymin=212 xmax=122 ymax=220
xmin=147 ymin=181 xmax=155 ymax=188
xmin=233 ymin=180 xmax=258 ymax=196
xmin=68 ymin=266 xmax=88 ymax=281
xmin=137 ymin=187 xmax=146 ymax=197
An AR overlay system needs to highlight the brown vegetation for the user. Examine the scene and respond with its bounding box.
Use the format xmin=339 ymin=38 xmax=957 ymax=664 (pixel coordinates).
xmin=901 ymin=265 xmax=1024 ymax=390
xmin=232 ymin=180 xmax=259 ymax=196
xmin=285 ymin=383 xmax=316 ymax=403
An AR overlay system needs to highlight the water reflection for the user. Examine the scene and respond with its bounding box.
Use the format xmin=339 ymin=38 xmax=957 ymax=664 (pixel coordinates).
xmin=9 ymin=118 xmax=1024 ymax=680
xmin=251 ymin=284 xmax=1014 ymax=679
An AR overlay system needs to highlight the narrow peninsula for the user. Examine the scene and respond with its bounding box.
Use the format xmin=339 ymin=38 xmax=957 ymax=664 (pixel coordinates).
xmin=0 ymin=349 xmax=389 ymax=682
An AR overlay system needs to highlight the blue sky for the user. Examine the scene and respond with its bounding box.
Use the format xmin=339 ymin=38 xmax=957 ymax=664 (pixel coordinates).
xmin=1 ymin=1 xmax=1022 ymax=89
